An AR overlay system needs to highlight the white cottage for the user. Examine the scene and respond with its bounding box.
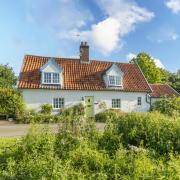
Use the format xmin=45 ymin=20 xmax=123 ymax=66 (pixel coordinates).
xmin=18 ymin=42 xmax=179 ymax=117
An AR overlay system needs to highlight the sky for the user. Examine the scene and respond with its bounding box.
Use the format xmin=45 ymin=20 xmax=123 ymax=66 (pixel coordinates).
xmin=0 ymin=0 xmax=180 ymax=75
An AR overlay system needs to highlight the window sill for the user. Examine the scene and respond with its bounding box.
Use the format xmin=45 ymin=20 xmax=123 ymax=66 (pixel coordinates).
xmin=42 ymin=83 xmax=60 ymax=85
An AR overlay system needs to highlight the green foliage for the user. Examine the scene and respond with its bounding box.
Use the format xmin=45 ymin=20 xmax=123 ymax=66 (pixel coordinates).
xmin=95 ymin=109 xmax=124 ymax=122
xmin=98 ymin=122 xmax=121 ymax=156
xmin=40 ymin=104 xmax=53 ymax=114
xmin=60 ymin=103 xmax=85 ymax=117
xmin=17 ymin=113 xmax=62 ymax=123
xmin=17 ymin=103 xmax=85 ymax=123
xmin=0 ymin=117 xmax=180 ymax=179
xmin=151 ymin=97 xmax=180 ymax=117
xmin=69 ymin=142 xmax=108 ymax=174
xmin=168 ymin=70 xmax=180 ymax=93
xmin=111 ymin=112 xmax=180 ymax=155
xmin=0 ymin=88 xmax=26 ymax=118
xmin=0 ymin=64 xmax=17 ymax=88
xmin=131 ymin=52 xmax=168 ymax=83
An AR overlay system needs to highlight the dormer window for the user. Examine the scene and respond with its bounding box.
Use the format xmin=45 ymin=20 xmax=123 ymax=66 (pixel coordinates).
xmin=40 ymin=58 xmax=63 ymax=86
xmin=43 ymin=72 xmax=60 ymax=84
xmin=103 ymin=64 xmax=124 ymax=88
xmin=108 ymin=75 xmax=121 ymax=86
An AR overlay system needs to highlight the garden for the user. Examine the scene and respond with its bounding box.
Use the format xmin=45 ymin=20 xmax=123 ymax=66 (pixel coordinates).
xmin=0 ymin=92 xmax=180 ymax=179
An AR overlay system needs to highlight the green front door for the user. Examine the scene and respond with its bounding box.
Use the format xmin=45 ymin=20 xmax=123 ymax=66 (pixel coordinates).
xmin=85 ymin=96 xmax=94 ymax=118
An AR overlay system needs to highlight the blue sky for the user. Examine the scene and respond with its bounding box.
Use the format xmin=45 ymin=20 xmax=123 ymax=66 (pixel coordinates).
xmin=0 ymin=0 xmax=180 ymax=75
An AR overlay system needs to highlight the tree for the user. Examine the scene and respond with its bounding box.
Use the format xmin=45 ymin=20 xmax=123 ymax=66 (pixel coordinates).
xmin=0 ymin=88 xmax=26 ymax=118
xmin=0 ymin=64 xmax=17 ymax=88
xmin=168 ymin=70 xmax=180 ymax=93
xmin=130 ymin=53 xmax=167 ymax=83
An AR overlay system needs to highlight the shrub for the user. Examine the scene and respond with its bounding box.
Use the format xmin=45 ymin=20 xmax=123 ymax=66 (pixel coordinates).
xmin=17 ymin=104 xmax=85 ymax=124
xmin=0 ymin=88 xmax=26 ymax=118
xmin=112 ymin=112 xmax=180 ymax=155
xmin=69 ymin=142 xmax=108 ymax=174
xmin=17 ymin=113 xmax=62 ymax=124
xmin=40 ymin=104 xmax=53 ymax=114
xmin=60 ymin=103 xmax=85 ymax=117
xmin=95 ymin=109 xmax=124 ymax=122
xmin=151 ymin=96 xmax=180 ymax=118
xmin=98 ymin=122 xmax=121 ymax=156
xmin=0 ymin=122 xmax=180 ymax=179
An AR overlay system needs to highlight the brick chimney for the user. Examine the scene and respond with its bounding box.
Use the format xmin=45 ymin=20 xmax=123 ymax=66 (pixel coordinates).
xmin=80 ymin=41 xmax=89 ymax=64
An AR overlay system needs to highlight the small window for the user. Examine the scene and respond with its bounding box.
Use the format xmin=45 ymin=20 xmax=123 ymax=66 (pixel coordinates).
xmin=137 ymin=97 xmax=142 ymax=106
xmin=112 ymin=99 xmax=121 ymax=108
xmin=108 ymin=76 xmax=121 ymax=86
xmin=53 ymin=98 xmax=64 ymax=109
xmin=53 ymin=73 xmax=60 ymax=83
xmin=44 ymin=72 xmax=51 ymax=83
xmin=109 ymin=76 xmax=115 ymax=85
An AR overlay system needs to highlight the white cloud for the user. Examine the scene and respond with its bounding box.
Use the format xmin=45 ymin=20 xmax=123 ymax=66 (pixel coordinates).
xmin=126 ymin=53 xmax=137 ymax=61
xmin=165 ymin=0 xmax=180 ymax=13
xmin=26 ymin=0 xmax=154 ymax=55
xmin=153 ymin=58 xmax=165 ymax=69
xmin=80 ymin=0 xmax=154 ymax=54
xmin=126 ymin=53 xmax=165 ymax=69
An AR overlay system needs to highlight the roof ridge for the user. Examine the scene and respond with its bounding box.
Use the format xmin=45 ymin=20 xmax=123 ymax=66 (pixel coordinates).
xmin=25 ymin=54 xmax=135 ymax=65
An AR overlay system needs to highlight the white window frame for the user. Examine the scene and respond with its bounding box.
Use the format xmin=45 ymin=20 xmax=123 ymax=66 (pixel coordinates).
xmin=53 ymin=73 xmax=60 ymax=83
xmin=44 ymin=72 xmax=52 ymax=83
xmin=108 ymin=75 xmax=122 ymax=87
xmin=112 ymin=99 xmax=121 ymax=109
xmin=53 ymin=98 xmax=64 ymax=109
xmin=42 ymin=72 xmax=60 ymax=84
xmin=137 ymin=97 xmax=142 ymax=106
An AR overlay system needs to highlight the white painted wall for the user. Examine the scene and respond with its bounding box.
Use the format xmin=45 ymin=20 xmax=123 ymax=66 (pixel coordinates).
xmin=21 ymin=89 xmax=150 ymax=113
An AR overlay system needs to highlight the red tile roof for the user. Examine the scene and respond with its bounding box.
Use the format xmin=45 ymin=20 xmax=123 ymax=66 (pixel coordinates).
xmin=18 ymin=55 xmax=152 ymax=92
xmin=150 ymin=84 xmax=179 ymax=97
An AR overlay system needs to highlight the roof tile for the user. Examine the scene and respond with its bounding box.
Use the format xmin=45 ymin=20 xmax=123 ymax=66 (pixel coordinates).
xmin=150 ymin=84 xmax=179 ymax=97
xmin=18 ymin=55 xmax=152 ymax=92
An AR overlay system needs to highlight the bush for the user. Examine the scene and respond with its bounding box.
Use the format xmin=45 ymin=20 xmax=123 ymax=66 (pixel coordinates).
xmin=17 ymin=113 xmax=62 ymax=124
xmin=151 ymin=96 xmax=180 ymax=118
xmin=0 ymin=121 xmax=180 ymax=179
xmin=95 ymin=109 xmax=124 ymax=122
xmin=111 ymin=112 xmax=180 ymax=155
xmin=69 ymin=142 xmax=108 ymax=174
xmin=40 ymin=104 xmax=52 ymax=114
xmin=0 ymin=88 xmax=26 ymax=118
xmin=60 ymin=103 xmax=85 ymax=117
xmin=18 ymin=104 xmax=85 ymax=124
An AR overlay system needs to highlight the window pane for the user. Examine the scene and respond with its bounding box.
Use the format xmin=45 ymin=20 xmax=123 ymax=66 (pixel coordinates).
xmin=109 ymin=76 xmax=115 ymax=85
xmin=115 ymin=76 xmax=120 ymax=86
xmin=53 ymin=98 xmax=64 ymax=108
xmin=44 ymin=73 xmax=51 ymax=83
xmin=53 ymin=73 xmax=60 ymax=83
xmin=137 ymin=97 xmax=142 ymax=105
xmin=112 ymin=99 xmax=121 ymax=108
xmin=109 ymin=76 xmax=121 ymax=86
